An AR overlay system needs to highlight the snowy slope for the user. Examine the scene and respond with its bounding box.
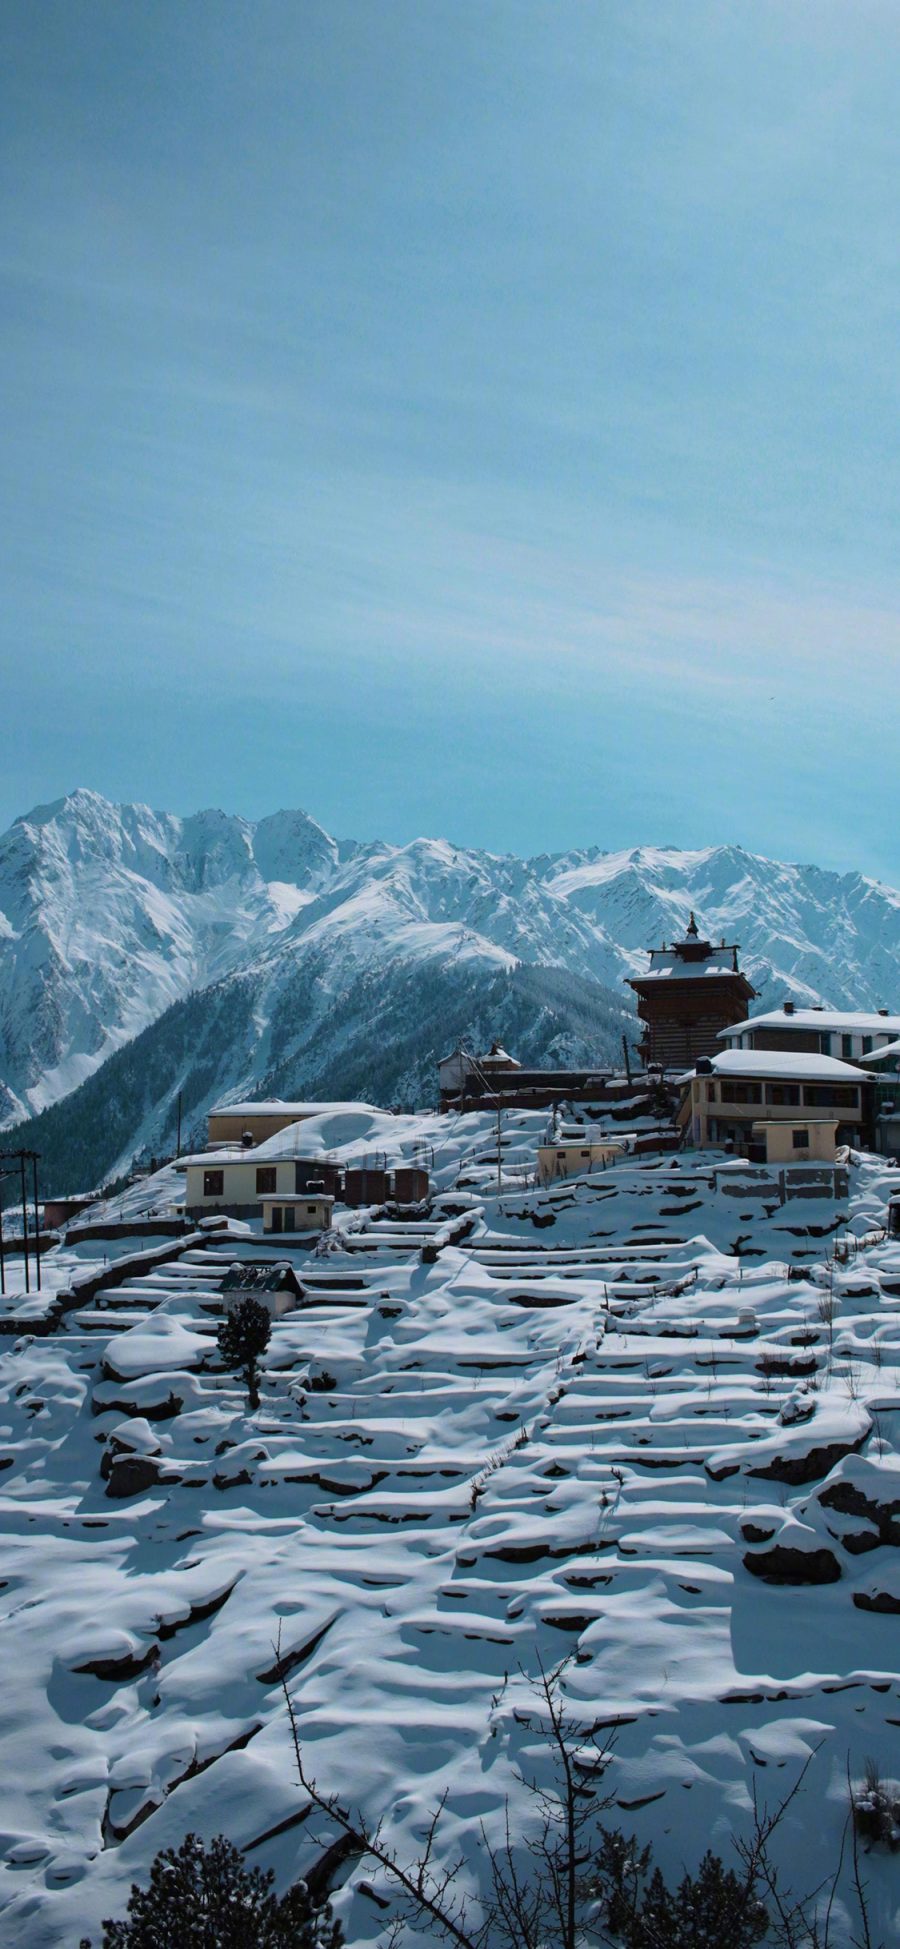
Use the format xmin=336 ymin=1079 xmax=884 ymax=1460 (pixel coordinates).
xmin=2 ymin=790 xmax=899 ymax=1130
xmin=1 ymin=1127 xmax=900 ymax=1945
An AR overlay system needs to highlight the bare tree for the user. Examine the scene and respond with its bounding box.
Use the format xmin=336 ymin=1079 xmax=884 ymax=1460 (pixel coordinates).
xmin=282 ymin=1648 xmax=884 ymax=1949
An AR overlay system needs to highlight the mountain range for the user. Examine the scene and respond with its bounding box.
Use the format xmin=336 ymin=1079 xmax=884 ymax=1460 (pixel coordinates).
xmin=2 ymin=788 xmax=899 ymax=1194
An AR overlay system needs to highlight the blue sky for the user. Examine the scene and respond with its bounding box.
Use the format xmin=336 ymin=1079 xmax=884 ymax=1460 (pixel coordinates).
xmin=2 ymin=0 xmax=899 ymax=878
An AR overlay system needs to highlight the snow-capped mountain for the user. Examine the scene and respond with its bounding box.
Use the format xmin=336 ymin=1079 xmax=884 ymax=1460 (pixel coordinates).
xmin=2 ymin=790 xmax=899 ymax=1176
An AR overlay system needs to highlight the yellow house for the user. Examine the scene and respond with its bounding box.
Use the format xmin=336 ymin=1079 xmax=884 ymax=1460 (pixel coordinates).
xmin=537 ymin=1141 xmax=626 ymax=1185
xmin=206 ymin=1099 xmax=376 ymax=1147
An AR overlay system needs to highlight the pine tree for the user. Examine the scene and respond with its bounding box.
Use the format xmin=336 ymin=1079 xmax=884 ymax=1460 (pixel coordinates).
xmin=80 ymin=1831 xmax=343 ymax=1948
xmin=217 ymin=1297 xmax=271 ymax=1409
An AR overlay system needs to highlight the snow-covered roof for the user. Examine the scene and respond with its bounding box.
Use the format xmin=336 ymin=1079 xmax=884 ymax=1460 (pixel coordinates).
xmin=629 ymin=949 xmax=749 ymax=983
xmin=861 ymin=1039 xmax=900 ymax=1066
xmin=720 ymin=1008 xmax=900 ymax=1040
xmin=209 ymin=1099 xmax=380 ymax=1119
xmin=220 ymin=1261 xmax=302 ymax=1293
xmin=703 ymin=1050 xmax=868 ymax=1082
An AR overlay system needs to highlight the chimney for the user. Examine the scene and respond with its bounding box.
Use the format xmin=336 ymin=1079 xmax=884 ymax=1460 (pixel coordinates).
xmin=878 ymin=1008 xmax=889 ymax=1017
xmin=783 ymin=1001 xmax=795 ymax=1015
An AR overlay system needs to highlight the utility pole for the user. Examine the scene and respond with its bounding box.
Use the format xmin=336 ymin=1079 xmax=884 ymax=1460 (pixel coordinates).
xmin=32 ymin=1152 xmax=41 ymax=1292
xmin=496 ymin=1098 xmax=502 ymax=1193
xmin=622 ymin=1033 xmax=632 ymax=1088
xmin=176 ymin=1090 xmax=183 ymax=1157
xmin=19 ymin=1152 xmax=29 ymax=1294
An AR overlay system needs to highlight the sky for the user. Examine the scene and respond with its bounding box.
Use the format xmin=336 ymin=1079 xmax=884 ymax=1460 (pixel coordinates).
xmin=2 ymin=0 xmax=899 ymax=880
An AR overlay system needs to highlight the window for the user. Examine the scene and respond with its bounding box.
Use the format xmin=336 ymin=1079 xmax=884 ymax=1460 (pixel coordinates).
xmin=765 ymin=1084 xmax=800 ymax=1106
xmin=721 ymin=1081 xmax=762 ymax=1104
xmin=842 ymin=1034 xmax=853 ymax=1059
xmin=862 ymin=1036 xmax=873 ymax=1055
xmin=203 ymin=1169 xmax=224 ymax=1197
xmin=792 ymin=1128 xmax=809 ymax=1147
xmin=803 ymin=1085 xmax=857 ymax=1108
xmin=256 ymin=1166 xmax=277 ymax=1194
xmin=270 ymin=1205 xmax=283 ymax=1233
xmin=306 ymin=1203 xmax=317 ymax=1215
xmin=283 ymin=1207 xmax=294 ymax=1229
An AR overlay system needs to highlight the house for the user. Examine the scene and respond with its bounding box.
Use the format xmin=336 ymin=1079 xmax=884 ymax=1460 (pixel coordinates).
xmin=262 ymin=1194 xmax=333 ymax=1235
xmin=207 ymin=1099 xmax=378 ymax=1147
xmin=678 ymin=1050 xmax=871 ymax=1155
xmin=537 ymin=1140 xmax=627 ymax=1185
xmin=220 ymin=1261 xmax=305 ymax=1317
xmin=627 ymin=913 xmax=756 ymax=1070
xmin=719 ymin=1003 xmax=900 ymax=1062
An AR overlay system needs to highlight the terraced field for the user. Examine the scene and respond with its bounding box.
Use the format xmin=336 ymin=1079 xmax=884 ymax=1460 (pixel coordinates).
xmin=1 ymin=1108 xmax=899 ymax=1944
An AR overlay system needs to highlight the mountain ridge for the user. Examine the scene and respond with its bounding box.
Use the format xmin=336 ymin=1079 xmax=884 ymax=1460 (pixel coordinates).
xmin=2 ymin=791 xmax=899 ymax=1177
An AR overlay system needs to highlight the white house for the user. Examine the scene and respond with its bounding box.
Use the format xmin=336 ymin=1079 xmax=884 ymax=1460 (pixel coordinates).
xmin=184 ymin=1149 xmax=303 ymax=1218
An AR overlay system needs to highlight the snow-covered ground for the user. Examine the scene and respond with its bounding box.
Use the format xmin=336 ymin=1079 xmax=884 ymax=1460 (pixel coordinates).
xmin=1 ymin=1112 xmax=900 ymax=1944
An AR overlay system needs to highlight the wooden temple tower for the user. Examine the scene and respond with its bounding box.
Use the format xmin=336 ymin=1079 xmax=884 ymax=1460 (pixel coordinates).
xmin=627 ymin=912 xmax=756 ymax=1071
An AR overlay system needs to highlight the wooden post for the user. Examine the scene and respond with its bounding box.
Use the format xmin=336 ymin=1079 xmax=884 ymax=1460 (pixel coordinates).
xmin=622 ymin=1033 xmax=632 ymax=1087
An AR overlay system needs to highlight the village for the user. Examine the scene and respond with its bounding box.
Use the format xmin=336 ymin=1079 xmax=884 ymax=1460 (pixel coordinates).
xmin=6 ymin=914 xmax=900 ymax=1305
xmin=2 ymin=919 xmax=900 ymax=1945
xmin=33 ymin=914 xmax=896 ymax=1256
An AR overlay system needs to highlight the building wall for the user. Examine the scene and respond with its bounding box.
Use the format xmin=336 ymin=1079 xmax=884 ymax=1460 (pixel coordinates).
xmin=747 ymin=1030 xmax=824 ymax=1054
xmin=755 ymin=1122 xmax=838 ymax=1164
xmin=632 ymin=977 xmax=752 ymax=1068
xmin=185 ymin=1158 xmax=298 ymax=1210
xmin=262 ymin=1198 xmax=332 ymax=1233
xmin=731 ymin=1026 xmax=895 ymax=1060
